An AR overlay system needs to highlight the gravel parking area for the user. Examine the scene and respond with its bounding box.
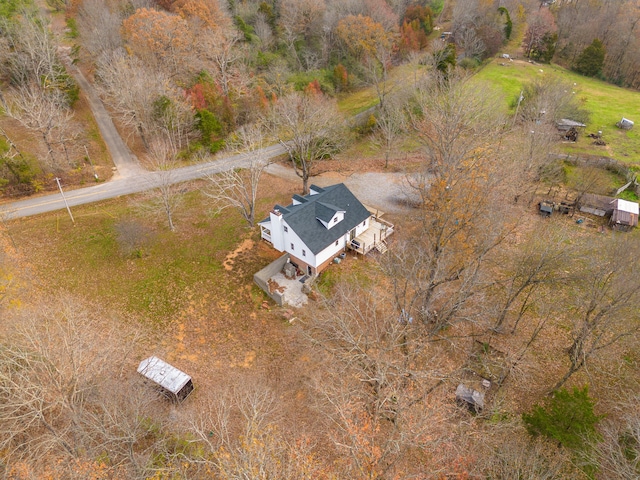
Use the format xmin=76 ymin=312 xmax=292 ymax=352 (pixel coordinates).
xmin=265 ymin=164 xmax=412 ymax=215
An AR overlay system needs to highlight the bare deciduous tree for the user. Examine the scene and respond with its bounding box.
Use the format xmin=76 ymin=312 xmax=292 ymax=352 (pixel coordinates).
xmin=588 ymin=392 xmax=640 ymax=479
xmin=187 ymin=379 xmax=324 ymax=479
xmin=491 ymin=222 xmax=568 ymax=333
xmin=266 ymin=91 xmax=347 ymax=194
xmin=508 ymin=122 xmax=560 ymax=202
xmin=477 ymin=422 xmax=581 ymax=479
xmin=553 ymin=236 xmax=640 ymax=391
xmin=7 ymin=85 xmax=74 ymax=170
xmin=208 ymin=30 xmax=244 ymax=98
xmin=114 ymin=217 xmax=154 ymax=257
xmin=140 ymin=138 xmax=184 ymax=231
xmin=372 ymin=94 xmax=407 ymax=168
xmin=77 ymin=0 xmax=123 ymax=59
xmin=204 ymin=123 xmax=271 ymax=227
xmin=2 ymin=12 xmax=62 ymax=87
xmin=393 ymin=71 xmax=512 ymax=334
xmin=517 ymin=78 xmax=590 ymax=127
xmin=457 ymin=28 xmax=486 ymax=60
xmin=278 ymin=0 xmax=326 ymax=69
xmin=304 ymin=281 xmax=466 ymax=478
xmin=0 ymin=295 xmax=143 ymax=474
xmin=97 ymin=51 xmax=185 ymax=150
xmin=254 ymin=13 xmax=274 ymax=50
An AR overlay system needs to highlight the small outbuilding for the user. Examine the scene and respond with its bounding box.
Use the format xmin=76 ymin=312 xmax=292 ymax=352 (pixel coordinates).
xmin=137 ymin=356 xmax=194 ymax=401
xmin=610 ymin=199 xmax=639 ymax=231
xmin=578 ymin=193 xmax=615 ymax=217
xmin=556 ymin=118 xmax=586 ymax=132
xmin=616 ymin=118 xmax=634 ymax=130
xmin=455 ymin=384 xmax=485 ymax=412
xmin=539 ymin=200 xmax=553 ymax=217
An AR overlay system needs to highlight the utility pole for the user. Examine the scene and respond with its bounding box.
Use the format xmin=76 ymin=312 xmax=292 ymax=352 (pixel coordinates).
xmin=84 ymin=145 xmax=98 ymax=180
xmin=512 ymin=90 xmax=524 ymax=127
xmin=55 ymin=177 xmax=75 ymax=224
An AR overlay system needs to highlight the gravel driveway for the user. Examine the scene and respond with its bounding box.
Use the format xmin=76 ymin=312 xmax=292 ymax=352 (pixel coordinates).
xmin=265 ymin=164 xmax=412 ymax=215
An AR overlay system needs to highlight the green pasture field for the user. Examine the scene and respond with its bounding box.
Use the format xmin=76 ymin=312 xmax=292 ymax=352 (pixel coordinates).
xmin=475 ymin=59 xmax=640 ymax=164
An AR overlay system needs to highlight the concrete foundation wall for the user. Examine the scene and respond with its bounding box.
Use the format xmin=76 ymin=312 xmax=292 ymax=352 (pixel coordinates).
xmin=254 ymin=253 xmax=290 ymax=306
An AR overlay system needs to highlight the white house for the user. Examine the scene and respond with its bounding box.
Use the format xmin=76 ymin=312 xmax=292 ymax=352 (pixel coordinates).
xmin=259 ymin=184 xmax=392 ymax=275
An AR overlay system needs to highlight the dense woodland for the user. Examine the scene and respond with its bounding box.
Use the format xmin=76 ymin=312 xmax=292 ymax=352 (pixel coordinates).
xmin=1 ymin=0 xmax=640 ymax=478
xmin=1 ymin=0 xmax=638 ymax=193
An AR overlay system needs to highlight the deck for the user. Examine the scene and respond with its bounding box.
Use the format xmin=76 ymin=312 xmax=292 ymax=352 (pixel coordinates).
xmin=349 ymin=218 xmax=394 ymax=255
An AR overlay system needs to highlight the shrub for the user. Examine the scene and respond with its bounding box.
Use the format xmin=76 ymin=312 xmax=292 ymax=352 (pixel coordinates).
xmin=114 ymin=218 xmax=153 ymax=258
xmin=458 ymin=57 xmax=480 ymax=70
xmin=523 ymin=386 xmax=603 ymax=451
xmin=195 ymin=109 xmax=225 ymax=153
xmin=287 ymin=70 xmax=334 ymax=95
xmin=65 ymin=17 xmax=79 ymax=39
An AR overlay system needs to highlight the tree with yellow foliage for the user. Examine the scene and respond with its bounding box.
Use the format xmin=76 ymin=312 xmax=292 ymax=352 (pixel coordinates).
xmin=336 ymin=15 xmax=395 ymax=107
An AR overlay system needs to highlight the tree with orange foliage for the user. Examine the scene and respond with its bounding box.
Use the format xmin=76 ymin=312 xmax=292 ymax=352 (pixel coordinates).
xmin=172 ymin=0 xmax=230 ymax=30
xmin=398 ymin=4 xmax=433 ymax=55
xmin=122 ymin=8 xmax=193 ymax=76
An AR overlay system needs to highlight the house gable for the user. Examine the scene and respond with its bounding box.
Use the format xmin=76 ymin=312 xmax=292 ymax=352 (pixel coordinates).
xmin=315 ymin=202 xmax=346 ymax=229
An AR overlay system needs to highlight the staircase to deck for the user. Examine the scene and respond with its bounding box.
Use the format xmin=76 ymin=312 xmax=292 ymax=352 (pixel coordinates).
xmin=375 ymin=242 xmax=388 ymax=254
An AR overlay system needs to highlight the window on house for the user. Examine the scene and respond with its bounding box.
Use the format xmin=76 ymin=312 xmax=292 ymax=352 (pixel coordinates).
xmin=333 ymin=217 xmax=338 ymax=223
xmin=283 ymin=226 xmax=288 ymax=232
xmin=290 ymin=243 xmax=294 ymax=250
xmin=302 ymin=250 xmax=306 ymax=257
xmin=335 ymin=240 xmax=339 ymax=246
xmin=362 ymin=221 xmax=366 ymax=227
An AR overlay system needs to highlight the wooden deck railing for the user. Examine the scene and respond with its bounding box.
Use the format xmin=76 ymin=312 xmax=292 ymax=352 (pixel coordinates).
xmin=349 ymin=217 xmax=394 ymax=255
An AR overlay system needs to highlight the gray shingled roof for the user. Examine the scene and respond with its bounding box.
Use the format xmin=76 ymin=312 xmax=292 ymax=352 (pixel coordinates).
xmin=266 ymin=184 xmax=370 ymax=255
xmin=315 ymin=201 xmax=344 ymax=223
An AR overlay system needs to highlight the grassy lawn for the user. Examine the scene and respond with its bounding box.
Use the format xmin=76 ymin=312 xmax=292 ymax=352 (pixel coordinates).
xmin=337 ymin=63 xmax=426 ymax=116
xmin=474 ymin=59 xmax=640 ymax=164
xmin=10 ymin=183 xmax=294 ymax=325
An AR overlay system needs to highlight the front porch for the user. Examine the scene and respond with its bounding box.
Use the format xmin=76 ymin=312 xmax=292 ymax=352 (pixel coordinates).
xmin=349 ymin=217 xmax=394 ymax=255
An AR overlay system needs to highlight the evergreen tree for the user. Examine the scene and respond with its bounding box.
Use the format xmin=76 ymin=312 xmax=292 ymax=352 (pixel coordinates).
xmin=498 ymin=7 xmax=512 ymax=40
xmin=523 ymin=386 xmax=603 ymax=451
xmin=574 ymin=39 xmax=605 ymax=77
xmin=530 ymin=32 xmax=557 ymax=63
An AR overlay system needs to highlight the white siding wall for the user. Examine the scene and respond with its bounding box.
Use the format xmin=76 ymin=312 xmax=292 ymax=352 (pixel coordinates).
xmin=328 ymin=212 xmax=345 ymax=229
xmin=355 ymin=217 xmax=370 ymax=236
xmin=316 ymin=235 xmax=346 ymax=266
xmin=269 ymin=211 xmax=285 ymax=251
xmin=283 ymin=224 xmax=317 ymax=267
xmin=276 ymin=215 xmax=371 ymax=269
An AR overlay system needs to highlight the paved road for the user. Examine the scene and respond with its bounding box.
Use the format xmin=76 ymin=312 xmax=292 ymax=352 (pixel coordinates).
xmin=0 ymin=47 xmax=290 ymax=220
xmin=1 ymin=145 xmax=286 ymax=219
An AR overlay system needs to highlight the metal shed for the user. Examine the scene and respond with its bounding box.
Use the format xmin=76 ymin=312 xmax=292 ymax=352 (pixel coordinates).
xmin=556 ymin=118 xmax=586 ymax=132
xmin=455 ymin=384 xmax=485 ymax=412
xmin=616 ymin=118 xmax=634 ymax=130
xmin=137 ymin=356 xmax=194 ymax=401
xmin=610 ymin=199 xmax=639 ymax=230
